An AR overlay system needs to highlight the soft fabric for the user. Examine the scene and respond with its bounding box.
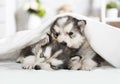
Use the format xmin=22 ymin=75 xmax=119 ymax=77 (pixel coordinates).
xmin=0 ymin=13 xmax=120 ymax=68
xmin=0 ymin=61 xmax=119 ymax=84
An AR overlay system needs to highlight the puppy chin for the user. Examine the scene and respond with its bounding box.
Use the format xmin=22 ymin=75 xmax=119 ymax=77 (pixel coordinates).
xmin=67 ymin=44 xmax=80 ymax=49
xmin=70 ymin=45 xmax=80 ymax=49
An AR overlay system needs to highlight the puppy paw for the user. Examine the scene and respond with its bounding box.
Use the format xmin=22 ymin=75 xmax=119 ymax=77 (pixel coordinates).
xmin=81 ymin=58 xmax=97 ymax=71
xmin=22 ymin=56 xmax=35 ymax=69
xmin=16 ymin=56 xmax=24 ymax=63
xmin=81 ymin=65 xmax=94 ymax=71
xmin=41 ymin=37 xmax=49 ymax=46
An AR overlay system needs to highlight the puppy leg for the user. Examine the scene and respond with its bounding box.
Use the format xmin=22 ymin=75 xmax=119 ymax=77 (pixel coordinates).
xmin=22 ymin=55 xmax=36 ymax=69
xmin=16 ymin=56 xmax=24 ymax=63
xmin=81 ymin=58 xmax=98 ymax=70
xmin=16 ymin=46 xmax=34 ymax=63
xmin=32 ymin=37 xmax=49 ymax=55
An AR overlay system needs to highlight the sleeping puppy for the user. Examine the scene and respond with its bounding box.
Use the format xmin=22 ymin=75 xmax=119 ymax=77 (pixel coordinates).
xmin=17 ymin=33 xmax=80 ymax=70
xmin=16 ymin=36 xmax=49 ymax=69
xmin=33 ymin=39 xmax=71 ymax=70
xmin=50 ymin=16 xmax=104 ymax=70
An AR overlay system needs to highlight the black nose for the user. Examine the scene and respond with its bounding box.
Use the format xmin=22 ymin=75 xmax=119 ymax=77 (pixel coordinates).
xmin=77 ymin=68 xmax=81 ymax=70
xmin=61 ymin=42 xmax=67 ymax=46
xmin=34 ymin=65 xmax=41 ymax=70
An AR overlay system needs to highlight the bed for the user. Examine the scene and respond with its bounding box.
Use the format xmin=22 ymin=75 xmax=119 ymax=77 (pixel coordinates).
xmin=0 ymin=13 xmax=120 ymax=84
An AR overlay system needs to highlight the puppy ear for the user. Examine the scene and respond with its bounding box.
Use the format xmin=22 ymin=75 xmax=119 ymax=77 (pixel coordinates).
xmin=70 ymin=56 xmax=81 ymax=62
xmin=47 ymin=33 xmax=52 ymax=43
xmin=77 ymin=20 xmax=87 ymax=34
xmin=50 ymin=17 xmax=59 ymax=33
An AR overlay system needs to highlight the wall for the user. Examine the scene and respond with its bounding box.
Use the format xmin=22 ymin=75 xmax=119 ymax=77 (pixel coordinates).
xmin=0 ymin=0 xmax=16 ymax=38
xmin=15 ymin=0 xmax=91 ymax=31
xmin=0 ymin=0 xmax=100 ymax=36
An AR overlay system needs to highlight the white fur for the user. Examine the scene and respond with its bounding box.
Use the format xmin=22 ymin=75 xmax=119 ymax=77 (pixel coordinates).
xmin=57 ymin=32 xmax=84 ymax=48
xmin=22 ymin=55 xmax=35 ymax=69
xmin=64 ymin=22 xmax=73 ymax=33
xmin=16 ymin=56 xmax=24 ymax=63
xmin=39 ymin=63 xmax=53 ymax=70
xmin=36 ymin=49 xmax=42 ymax=57
xmin=54 ymin=25 xmax=60 ymax=33
xmin=57 ymin=17 xmax=68 ymax=26
xmin=34 ymin=50 xmax=63 ymax=70
xmin=44 ymin=46 xmax=52 ymax=58
xmin=66 ymin=33 xmax=84 ymax=48
xmin=69 ymin=56 xmax=81 ymax=70
xmin=71 ymin=63 xmax=81 ymax=70
xmin=52 ymin=50 xmax=63 ymax=58
xmin=71 ymin=56 xmax=80 ymax=62
xmin=50 ymin=59 xmax=63 ymax=66
xmin=81 ymin=58 xmax=97 ymax=70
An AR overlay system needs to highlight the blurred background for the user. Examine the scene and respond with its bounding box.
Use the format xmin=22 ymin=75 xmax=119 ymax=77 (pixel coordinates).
xmin=0 ymin=0 xmax=120 ymax=38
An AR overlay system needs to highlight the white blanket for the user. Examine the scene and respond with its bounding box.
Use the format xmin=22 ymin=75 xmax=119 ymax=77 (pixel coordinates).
xmin=0 ymin=13 xmax=120 ymax=68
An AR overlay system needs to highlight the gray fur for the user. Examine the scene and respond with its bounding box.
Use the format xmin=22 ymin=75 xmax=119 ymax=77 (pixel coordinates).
xmin=50 ymin=16 xmax=104 ymax=70
xmin=17 ymin=16 xmax=104 ymax=70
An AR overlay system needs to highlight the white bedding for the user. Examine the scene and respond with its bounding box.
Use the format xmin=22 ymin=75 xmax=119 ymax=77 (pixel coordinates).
xmin=0 ymin=61 xmax=120 ymax=84
xmin=0 ymin=13 xmax=120 ymax=84
xmin=1 ymin=13 xmax=120 ymax=67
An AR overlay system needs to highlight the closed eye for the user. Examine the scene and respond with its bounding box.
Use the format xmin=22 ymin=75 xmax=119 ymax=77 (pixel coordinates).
xmin=69 ymin=32 xmax=73 ymax=36
xmin=68 ymin=32 xmax=74 ymax=38
xmin=55 ymin=33 xmax=60 ymax=37
xmin=50 ymin=63 xmax=58 ymax=70
xmin=54 ymin=32 xmax=60 ymax=38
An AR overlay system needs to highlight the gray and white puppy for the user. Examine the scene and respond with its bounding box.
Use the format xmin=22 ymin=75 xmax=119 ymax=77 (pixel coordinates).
xmin=33 ymin=36 xmax=71 ymax=70
xmin=17 ymin=33 xmax=80 ymax=70
xmin=50 ymin=16 xmax=104 ymax=70
xmin=16 ymin=37 xmax=49 ymax=69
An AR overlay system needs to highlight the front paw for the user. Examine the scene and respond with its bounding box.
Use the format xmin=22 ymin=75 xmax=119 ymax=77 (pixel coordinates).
xmin=22 ymin=56 xmax=35 ymax=69
xmin=16 ymin=56 xmax=24 ymax=63
xmin=81 ymin=65 xmax=94 ymax=71
xmin=81 ymin=59 xmax=97 ymax=71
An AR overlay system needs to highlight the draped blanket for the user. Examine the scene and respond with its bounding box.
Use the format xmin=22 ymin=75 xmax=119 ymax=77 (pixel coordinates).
xmin=0 ymin=13 xmax=120 ymax=68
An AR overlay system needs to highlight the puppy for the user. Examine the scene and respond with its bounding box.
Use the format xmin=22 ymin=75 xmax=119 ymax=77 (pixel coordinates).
xmin=16 ymin=36 xmax=49 ymax=69
xmin=33 ymin=34 xmax=81 ymax=70
xmin=50 ymin=16 xmax=104 ymax=70
xmin=17 ymin=33 xmax=79 ymax=70
xmin=34 ymin=42 xmax=68 ymax=70
xmin=68 ymin=56 xmax=82 ymax=70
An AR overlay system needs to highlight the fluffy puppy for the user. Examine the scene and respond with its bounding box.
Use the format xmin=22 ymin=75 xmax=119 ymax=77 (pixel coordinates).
xmin=50 ymin=16 xmax=104 ymax=70
xmin=17 ymin=34 xmax=79 ymax=70
xmin=34 ymin=42 xmax=68 ymax=70
xmin=33 ymin=34 xmax=81 ymax=70
xmin=16 ymin=36 xmax=49 ymax=69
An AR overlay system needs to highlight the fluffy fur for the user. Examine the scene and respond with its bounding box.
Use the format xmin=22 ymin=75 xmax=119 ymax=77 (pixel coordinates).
xmin=50 ymin=16 xmax=104 ymax=70
xmin=17 ymin=16 xmax=104 ymax=70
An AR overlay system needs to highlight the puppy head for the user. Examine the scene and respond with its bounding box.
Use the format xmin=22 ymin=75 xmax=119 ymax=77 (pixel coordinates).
xmin=50 ymin=16 xmax=87 ymax=49
xmin=68 ymin=56 xmax=82 ymax=70
xmin=34 ymin=42 xmax=71 ymax=70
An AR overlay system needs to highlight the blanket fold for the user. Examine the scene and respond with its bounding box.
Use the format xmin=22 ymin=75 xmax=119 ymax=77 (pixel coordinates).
xmin=0 ymin=13 xmax=120 ymax=68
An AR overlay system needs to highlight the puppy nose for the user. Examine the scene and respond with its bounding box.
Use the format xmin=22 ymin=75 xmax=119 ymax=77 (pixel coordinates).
xmin=34 ymin=65 xmax=41 ymax=70
xmin=61 ymin=42 xmax=67 ymax=46
xmin=77 ymin=68 xmax=81 ymax=70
